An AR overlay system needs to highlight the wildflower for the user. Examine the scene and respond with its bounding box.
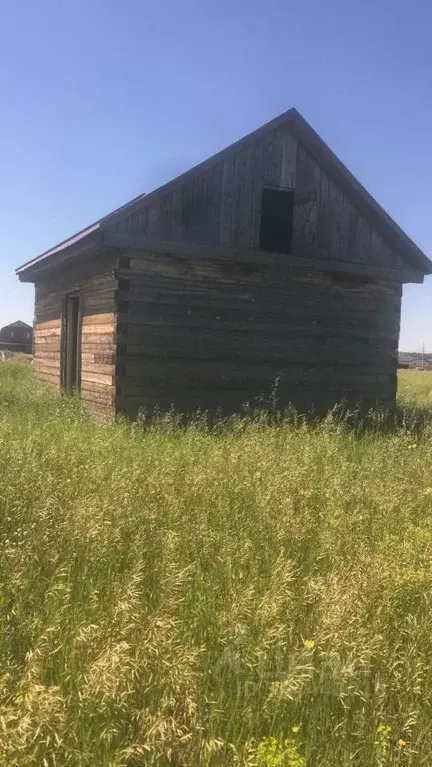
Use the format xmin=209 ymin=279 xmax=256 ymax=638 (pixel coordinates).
xmin=303 ymin=639 xmax=315 ymax=650
xmin=397 ymin=739 xmax=407 ymax=748
xmin=291 ymin=725 xmax=300 ymax=734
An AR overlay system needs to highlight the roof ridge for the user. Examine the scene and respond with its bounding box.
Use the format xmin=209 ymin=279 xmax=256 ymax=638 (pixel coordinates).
xmin=15 ymin=107 xmax=432 ymax=277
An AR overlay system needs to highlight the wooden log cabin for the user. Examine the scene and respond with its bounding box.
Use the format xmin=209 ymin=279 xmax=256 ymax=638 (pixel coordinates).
xmin=16 ymin=109 xmax=432 ymax=419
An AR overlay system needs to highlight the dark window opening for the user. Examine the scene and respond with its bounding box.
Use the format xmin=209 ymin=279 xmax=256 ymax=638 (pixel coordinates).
xmin=259 ymin=188 xmax=294 ymax=254
xmin=63 ymin=294 xmax=81 ymax=392
xmin=119 ymin=255 xmax=130 ymax=270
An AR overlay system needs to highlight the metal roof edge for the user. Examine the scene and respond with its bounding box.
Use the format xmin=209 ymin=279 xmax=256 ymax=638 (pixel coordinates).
xmin=16 ymin=223 xmax=101 ymax=276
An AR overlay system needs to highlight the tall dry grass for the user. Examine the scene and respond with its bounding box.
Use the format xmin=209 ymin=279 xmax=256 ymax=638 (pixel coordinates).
xmin=1 ymin=364 xmax=432 ymax=765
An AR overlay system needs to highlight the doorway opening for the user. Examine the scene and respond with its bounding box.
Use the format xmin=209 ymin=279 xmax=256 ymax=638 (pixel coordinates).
xmin=259 ymin=187 xmax=294 ymax=254
xmin=63 ymin=294 xmax=81 ymax=391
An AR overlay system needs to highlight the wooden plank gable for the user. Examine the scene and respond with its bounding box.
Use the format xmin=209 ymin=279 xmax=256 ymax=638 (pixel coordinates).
xmin=106 ymin=125 xmax=298 ymax=254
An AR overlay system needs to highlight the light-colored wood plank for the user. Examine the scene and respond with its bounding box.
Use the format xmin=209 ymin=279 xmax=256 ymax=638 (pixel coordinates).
xmin=34 ymin=327 xmax=62 ymax=339
xmin=107 ymin=236 xmax=424 ymax=283
xmin=82 ymin=313 xmax=115 ymax=327
xmin=80 ymin=371 xmax=115 ymax=386
xmin=81 ymin=324 xmax=116 ymax=336
xmin=80 ymin=363 xmax=115 ymax=376
xmin=36 ymin=372 xmax=61 ymax=386
xmin=36 ymin=319 xmax=61 ymax=331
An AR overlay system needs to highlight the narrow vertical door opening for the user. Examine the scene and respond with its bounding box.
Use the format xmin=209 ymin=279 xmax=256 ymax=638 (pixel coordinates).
xmin=63 ymin=294 xmax=81 ymax=392
xmin=259 ymin=187 xmax=294 ymax=254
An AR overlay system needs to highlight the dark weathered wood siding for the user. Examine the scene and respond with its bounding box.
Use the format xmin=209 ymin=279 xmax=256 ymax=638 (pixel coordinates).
xmin=115 ymin=250 xmax=401 ymax=418
xmin=292 ymin=144 xmax=405 ymax=270
xmin=109 ymin=126 xmax=297 ymax=252
xmin=33 ymin=254 xmax=117 ymax=417
xmin=108 ymin=129 xmax=406 ymax=276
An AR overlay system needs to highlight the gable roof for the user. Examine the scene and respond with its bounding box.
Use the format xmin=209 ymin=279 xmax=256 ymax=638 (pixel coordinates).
xmin=16 ymin=108 xmax=432 ymax=280
xmin=1 ymin=320 xmax=32 ymax=331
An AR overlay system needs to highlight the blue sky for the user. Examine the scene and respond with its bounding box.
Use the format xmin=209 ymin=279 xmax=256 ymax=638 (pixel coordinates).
xmin=1 ymin=0 xmax=431 ymax=350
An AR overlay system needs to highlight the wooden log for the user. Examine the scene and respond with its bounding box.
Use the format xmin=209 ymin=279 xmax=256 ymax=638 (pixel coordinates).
xmin=80 ymin=333 xmax=116 ymax=346
xmin=85 ymin=401 xmax=115 ymax=418
xmin=33 ymin=350 xmax=60 ymax=361
xmin=35 ymin=318 xmax=61 ymax=331
xmin=106 ymin=236 xmax=424 ymax=283
xmin=119 ymin=359 xmax=393 ymax=387
xmin=81 ymin=388 xmax=115 ymax=407
xmin=34 ymin=365 xmax=61 ymax=378
xmin=123 ymin=345 xmax=393 ymax=369
xmin=119 ymin=315 xmax=400 ymax=342
xmin=80 ymin=380 xmax=116 ymax=395
xmin=80 ymin=363 xmax=116 ymax=376
xmin=34 ymin=327 xmax=62 ymax=339
xmin=34 ymin=356 xmax=61 ymax=370
xmin=82 ymin=312 xmax=116 ymax=327
xmin=34 ymin=343 xmax=61 ymax=355
xmin=35 ymin=372 xmax=61 ymax=386
xmin=80 ymin=371 xmax=114 ymax=386
xmin=81 ymin=352 xmax=115 ymax=365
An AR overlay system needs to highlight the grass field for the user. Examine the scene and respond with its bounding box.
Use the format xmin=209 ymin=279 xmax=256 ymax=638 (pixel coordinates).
xmin=1 ymin=365 xmax=432 ymax=765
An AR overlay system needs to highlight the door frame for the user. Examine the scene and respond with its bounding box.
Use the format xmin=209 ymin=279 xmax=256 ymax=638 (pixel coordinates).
xmin=61 ymin=291 xmax=83 ymax=392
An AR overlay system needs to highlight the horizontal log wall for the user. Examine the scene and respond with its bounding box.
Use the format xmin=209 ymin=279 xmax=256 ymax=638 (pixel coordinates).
xmin=34 ymin=253 xmax=117 ymax=417
xmin=116 ymin=250 xmax=401 ymax=418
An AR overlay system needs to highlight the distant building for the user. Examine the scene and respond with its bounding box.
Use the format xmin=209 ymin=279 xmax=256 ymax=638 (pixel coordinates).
xmin=398 ymin=352 xmax=432 ymax=370
xmin=0 ymin=321 xmax=33 ymax=354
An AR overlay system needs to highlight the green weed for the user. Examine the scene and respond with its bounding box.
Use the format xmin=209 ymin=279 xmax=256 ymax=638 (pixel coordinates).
xmin=0 ymin=363 xmax=431 ymax=764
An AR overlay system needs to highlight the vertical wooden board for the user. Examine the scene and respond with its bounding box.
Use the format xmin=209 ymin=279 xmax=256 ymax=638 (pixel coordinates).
xmin=209 ymin=161 xmax=224 ymax=246
xmin=231 ymin=147 xmax=248 ymax=248
xmin=381 ymin=241 xmax=403 ymax=270
xmin=334 ymin=186 xmax=350 ymax=261
xmin=292 ymin=144 xmax=320 ymax=258
xmin=259 ymin=137 xmax=272 ymax=188
xmin=296 ymin=143 xmax=315 ymax=189
xmin=370 ymin=230 xmax=387 ymax=267
xmin=249 ymin=137 xmax=266 ymax=249
xmin=170 ymin=188 xmax=184 ymax=241
xmin=147 ymin=200 xmax=161 ymax=237
xmin=317 ymin=170 xmax=332 ymax=260
xmin=193 ymin=174 xmax=206 ymax=243
xmin=269 ymin=134 xmax=282 ymax=188
xmin=279 ymin=128 xmax=297 ymax=188
xmin=188 ymin=176 xmax=200 ymax=242
xmin=126 ymin=212 xmax=139 ymax=232
xmin=159 ymin=192 xmax=172 ymax=240
xmin=235 ymin=147 xmax=255 ymax=249
xmin=200 ymin=168 xmax=219 ymax=245
xmin=181 ymin=178 xmax=194 ymax=241
xmin=354 ymin=214 xmax=372 ymax=264
xmin=370 ymin=230 xmax=398 ymax=269
xmin=180 ymin=173 xmax=211 ymax=244
xmin=219 ymin=155 xmax=236 ymax=247
xmin=260 ymin=133 xmax=280 ymax=187
xmin=346 ymin=200 xmax=360 ymax=262
xmin=327 ymin=178 xmax=339 ymax=260
xmin=138 ymin=206 xmax=149 ymax=234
